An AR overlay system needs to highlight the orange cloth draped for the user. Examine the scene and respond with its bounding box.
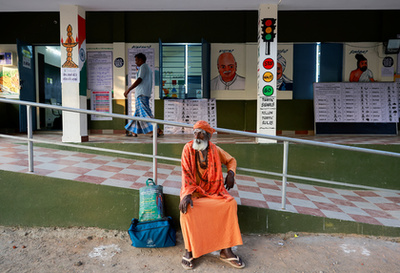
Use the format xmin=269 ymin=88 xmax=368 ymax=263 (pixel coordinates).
xmin=180 ymin=140 xmax=236 ymax=200
xmin=180 ymin=141 xmax=242 ymax=258
xmin=180 ymin=198 xmax=243 ymax=258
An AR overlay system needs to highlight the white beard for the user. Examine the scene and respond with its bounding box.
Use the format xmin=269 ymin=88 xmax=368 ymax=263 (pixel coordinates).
xmin=192 ymin=139 xmax=208 ymax=151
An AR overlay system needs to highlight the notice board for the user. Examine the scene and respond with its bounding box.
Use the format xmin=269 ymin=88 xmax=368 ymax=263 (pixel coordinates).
xmin=164 ymin=99 xmax=217 ymax=134
xmin=313 ymin=82 xmax=399 ymax=135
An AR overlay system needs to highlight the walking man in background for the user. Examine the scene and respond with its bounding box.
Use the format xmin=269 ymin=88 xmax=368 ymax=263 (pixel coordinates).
xmin=124 ymin=53 xmax=162 ymax=137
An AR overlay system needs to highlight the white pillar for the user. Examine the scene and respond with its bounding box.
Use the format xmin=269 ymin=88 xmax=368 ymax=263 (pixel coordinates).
xmin=113 ymin=42 xmax=126 ymax=100
xmin=60 ymin=5 xmax=88 ymax=142
xmin=257 ymin=4 xmax=278 ymax=143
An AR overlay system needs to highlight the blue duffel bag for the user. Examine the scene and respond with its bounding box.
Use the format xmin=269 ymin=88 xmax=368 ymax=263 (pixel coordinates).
xmin=128 ymin=216 xmax=176 ymax=248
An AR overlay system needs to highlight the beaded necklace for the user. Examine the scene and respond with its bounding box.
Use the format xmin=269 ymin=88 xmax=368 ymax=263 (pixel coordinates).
xmin=195 ymin=146 xmax=209 ymax=182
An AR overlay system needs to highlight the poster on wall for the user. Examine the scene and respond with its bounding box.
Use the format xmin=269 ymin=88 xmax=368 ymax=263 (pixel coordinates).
xmin=343 ymin=43 xmax=397 ymax=82
xmin=91 ymin=91 xmax=112 ymax=120
xmin=210 ymin=44 xmax=246 ymax=91
xmin=61 ymin=24 xmax=80 ymax=83
xmin=87 ymin=51 xmax=113 ymax=91
xmin=0 ymin=67 xmax=20 ymax=98
xmin=277 ymin=44 xmax=293 ymax=100
xmin=127 ymin=46 xmax=155 ymax=116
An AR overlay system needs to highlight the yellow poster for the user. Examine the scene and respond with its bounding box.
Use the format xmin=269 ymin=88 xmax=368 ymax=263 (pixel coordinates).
xmin=0 ymin=67 xmax=19 ymax=98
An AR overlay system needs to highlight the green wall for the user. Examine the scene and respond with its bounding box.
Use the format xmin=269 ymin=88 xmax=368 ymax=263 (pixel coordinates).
xmin=88 ymin=99 xmax=127 ymax=131
xmin=276 ymin=100 xmax=314 ymax=131
xmin=88 ymin=99 xmax=314 ymax=132
xmin=88 ymin=99 xmax=165 ymax=131
xmin=1 ymin=170 xmax=399 ymax=237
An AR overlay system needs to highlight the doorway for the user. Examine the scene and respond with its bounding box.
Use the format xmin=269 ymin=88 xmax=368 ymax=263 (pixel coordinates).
xmin=36 ymin=46 xmax=62 ymax=130
xmin=15 ymin=42 xmax=62 ymax=133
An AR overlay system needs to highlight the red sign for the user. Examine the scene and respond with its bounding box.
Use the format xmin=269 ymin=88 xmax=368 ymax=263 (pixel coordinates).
xmin=263 ymin=58 xmax=274 ymax=69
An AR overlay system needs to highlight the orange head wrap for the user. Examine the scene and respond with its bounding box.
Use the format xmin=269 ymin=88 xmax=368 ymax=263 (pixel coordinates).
xmin=193 ymin=120 xmax=216 ymax=136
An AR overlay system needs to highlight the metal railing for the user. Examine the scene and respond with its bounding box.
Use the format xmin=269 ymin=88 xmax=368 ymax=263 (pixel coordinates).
xmin=1 ymin=98 xmax=400 ymax=211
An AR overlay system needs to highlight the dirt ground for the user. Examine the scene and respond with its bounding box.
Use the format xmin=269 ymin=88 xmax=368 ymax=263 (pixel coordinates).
xmin=1 ymin=226 xmax=399 ymax=273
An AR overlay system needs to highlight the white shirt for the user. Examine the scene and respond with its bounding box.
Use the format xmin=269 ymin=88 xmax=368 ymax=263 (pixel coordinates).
xmin=135 ymin=63 xmax=153 ymax=98
xmin=211 ymin=74 xmax=245 ymax=90
xmin=358 ymin=69 xmax=374 ymax=82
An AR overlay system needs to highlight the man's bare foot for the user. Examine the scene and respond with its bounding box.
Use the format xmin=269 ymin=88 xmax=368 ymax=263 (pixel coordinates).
xmin=126 ymin=132 xmax=137 ymax=137
xmin=181 ymin=250 xmax=193 ymax=270
xmin=220 ymin=248 xmax=245 ymax=269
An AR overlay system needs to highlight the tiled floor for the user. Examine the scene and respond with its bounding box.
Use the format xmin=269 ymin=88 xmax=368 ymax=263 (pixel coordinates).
xmin=1 ymin=131 xmax=400 ymax=228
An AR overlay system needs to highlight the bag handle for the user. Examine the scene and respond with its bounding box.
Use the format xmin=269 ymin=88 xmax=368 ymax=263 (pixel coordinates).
xmin=131 ymin=218 xmax=139 ymax=226
xmin=146 ymin=178 xmax=155 ymax=186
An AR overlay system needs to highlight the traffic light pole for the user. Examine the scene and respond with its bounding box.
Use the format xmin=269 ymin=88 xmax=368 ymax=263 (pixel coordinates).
xmin=265 ymin=42 xmax=270 ymax=55
xmin=257 ymin=4 xmax=278 ymax=144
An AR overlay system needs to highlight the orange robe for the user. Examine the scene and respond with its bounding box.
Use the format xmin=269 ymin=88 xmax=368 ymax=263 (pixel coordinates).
xmin=180 ymin=141 xmax=243 ymax=258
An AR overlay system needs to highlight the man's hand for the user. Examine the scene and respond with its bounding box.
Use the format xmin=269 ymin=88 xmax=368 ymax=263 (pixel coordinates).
xmin=124 ymin=88 xmax=131 ymax=98
xmin=224 ymin=170 xmax=235 ymax=190
xmin=179 ymin=194 xmax=193 ymax=214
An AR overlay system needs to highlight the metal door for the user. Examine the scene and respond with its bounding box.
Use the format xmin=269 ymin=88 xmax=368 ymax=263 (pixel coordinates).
xmin=17 ymin=39 xmax=37 ymax=132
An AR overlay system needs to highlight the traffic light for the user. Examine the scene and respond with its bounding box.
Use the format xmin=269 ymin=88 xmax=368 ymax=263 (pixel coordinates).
xmin=261 ymin=18 xmax=276 ymax=43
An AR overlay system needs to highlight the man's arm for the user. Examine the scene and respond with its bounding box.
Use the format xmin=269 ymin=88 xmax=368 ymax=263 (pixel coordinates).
xmin=217 ymin=146 xmax=237 ymax=190
xmin=124 ymin=78 xmax=143 ymax=97
xmin=349 ymin=71 xmax=356 ymax=82
xmin=369 ymin=72 xmax=375 ymax=82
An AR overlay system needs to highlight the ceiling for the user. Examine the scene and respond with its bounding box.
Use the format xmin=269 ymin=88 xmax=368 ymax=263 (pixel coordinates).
xmin=1 ymin=0 xmax=400 ymax=12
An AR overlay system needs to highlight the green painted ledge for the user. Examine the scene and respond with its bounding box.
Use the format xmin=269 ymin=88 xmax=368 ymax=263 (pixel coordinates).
xmin=1 ymin=170 xmax=399 ymax=237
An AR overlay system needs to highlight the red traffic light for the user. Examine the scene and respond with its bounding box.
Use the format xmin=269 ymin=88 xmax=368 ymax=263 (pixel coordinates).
xmin=264 ymin=19 xmax=274 ymax=27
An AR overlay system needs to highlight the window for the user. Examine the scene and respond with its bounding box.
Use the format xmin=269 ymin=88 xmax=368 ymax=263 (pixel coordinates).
xmin=159 ymin=41 xmax=210 ymax=99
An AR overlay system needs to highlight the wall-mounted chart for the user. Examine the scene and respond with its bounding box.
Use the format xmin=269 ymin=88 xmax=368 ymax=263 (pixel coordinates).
xmin=314 ymin=82 xmax=398 ymax=134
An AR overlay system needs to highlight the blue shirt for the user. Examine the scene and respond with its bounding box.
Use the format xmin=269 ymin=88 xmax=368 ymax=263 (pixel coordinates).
xmin=135 ymin=63 xmax=153 ymax=98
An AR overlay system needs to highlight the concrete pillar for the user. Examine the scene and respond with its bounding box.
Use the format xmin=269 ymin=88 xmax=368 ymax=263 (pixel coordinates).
xmin=113 ymin=42 xmax=127 ymax=119
xmin=60 ymin=5 xmax=88 ymax=142
xmin=113 ymin=42 xmax=126 ymax=100
xmin=257 ymin=4 xmax=278 ymax=143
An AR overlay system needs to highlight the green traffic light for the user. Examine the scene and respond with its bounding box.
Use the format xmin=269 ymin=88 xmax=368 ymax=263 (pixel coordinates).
xmin=263 ymin=85 xmax=274 ymax=96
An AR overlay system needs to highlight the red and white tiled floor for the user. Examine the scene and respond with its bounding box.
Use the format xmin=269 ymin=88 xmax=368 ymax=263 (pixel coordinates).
xmin=1 ymin=132 xmax=400 ymax=228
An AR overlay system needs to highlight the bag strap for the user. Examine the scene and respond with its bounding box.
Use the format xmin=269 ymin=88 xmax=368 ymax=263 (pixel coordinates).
xmin=131 ymin=218 xmax=139 ymax=226
xmin=146 ymin=178 xmax=155 ymax=186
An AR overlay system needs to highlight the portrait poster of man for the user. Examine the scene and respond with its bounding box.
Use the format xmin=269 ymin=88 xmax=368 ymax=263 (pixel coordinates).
xmin=210 ymin=44 xmax=246 ymax=91
xmin=343 ymin=43 xmax=379 ymax=82
xmin=277 ymin=43 xmax=293 ymax=100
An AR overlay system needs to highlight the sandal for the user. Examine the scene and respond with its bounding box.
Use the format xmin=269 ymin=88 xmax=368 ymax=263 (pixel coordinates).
xmin=181 ymin=256 xmax=194 ymax=270
xmin=148 ymin=132 xmax=162 ymax=138
xmin=219 ymin=255 xmax=245 ymax=269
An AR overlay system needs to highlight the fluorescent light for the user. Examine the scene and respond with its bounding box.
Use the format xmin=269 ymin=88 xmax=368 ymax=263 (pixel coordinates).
xmin=46 ymin=46 xmax=61 ymax=56
xmin=316 ymin=42 xmax=321 ymax=83
xmin=185 ymin=44 xmax=188 ymax=94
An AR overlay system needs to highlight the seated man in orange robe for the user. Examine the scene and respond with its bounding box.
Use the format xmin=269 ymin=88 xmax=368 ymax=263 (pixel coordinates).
xmin=179 ymin=120 xmax=245 ymax=270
